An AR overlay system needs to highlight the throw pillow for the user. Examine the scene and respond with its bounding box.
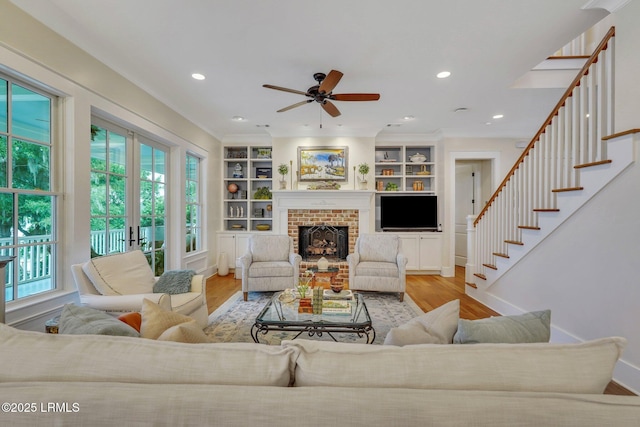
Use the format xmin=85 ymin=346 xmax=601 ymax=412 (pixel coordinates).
xmin=140 ymin=298 xmax=195 ymax=339
xmin=59 ymin=304 xmax=139 ymax=337
xmin=157 ymin=320 xmax=212 ymax=343
xmin=153 ymin=270 xmax=195 ymax=295
xmin=453 ymin=310 xmax=551 ymax=344
xmin=81 ymin=250 xmax=156 ymax=296
xmin=384 ymin=299 xmax=460 ymax=346
xmin=118 ymin=312 xmax=142 ymax=332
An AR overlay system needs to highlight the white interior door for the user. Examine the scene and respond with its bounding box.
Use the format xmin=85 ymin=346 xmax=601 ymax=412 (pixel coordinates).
xmin=454 ymin=162 xmax=478 ymax=267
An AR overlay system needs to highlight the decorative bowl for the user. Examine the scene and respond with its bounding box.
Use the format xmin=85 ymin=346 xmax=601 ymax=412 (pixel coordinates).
xmin=409 ymin=153 xmax=427 ymax=163
xmin=330 ymin=283 xmax=345 ymax=293
xmin=256 ymin=224 xmax=271 ymax=231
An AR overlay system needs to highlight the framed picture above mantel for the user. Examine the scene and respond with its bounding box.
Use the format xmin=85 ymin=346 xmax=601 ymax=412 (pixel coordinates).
xmin=298 ymin=146 xmax=348 ymax=182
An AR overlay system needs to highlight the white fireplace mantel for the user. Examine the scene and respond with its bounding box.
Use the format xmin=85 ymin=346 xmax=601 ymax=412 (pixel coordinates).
xmin=272 ymin=190 xmax=375 ymax=234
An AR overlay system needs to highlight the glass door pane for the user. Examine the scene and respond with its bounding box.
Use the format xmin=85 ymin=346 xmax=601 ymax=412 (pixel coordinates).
xmin=139 ymin=141 xmax=167 ymax=275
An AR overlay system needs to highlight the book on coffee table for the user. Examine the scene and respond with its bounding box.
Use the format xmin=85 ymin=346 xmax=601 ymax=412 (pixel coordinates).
xmin=322 ymin=299 xmax=351 ymax=315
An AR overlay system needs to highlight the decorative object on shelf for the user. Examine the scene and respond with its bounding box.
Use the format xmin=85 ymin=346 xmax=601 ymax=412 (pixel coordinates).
xmin=227 ymin=148 xmax=247 ymax=159
xmin=232 ymin=163 xmax=244 ymax=178
xmin=266 ymin=204 xmax=272 ymax=212
xmin=290 ymin=160 xmax=294 ymax=189
xmin=382 ymin=169 xmax=394 ymax=176
xmin=416 ymin=165 xmax=430 ymax=175
xmin=385 ymin=182 xmax=399 ymax=191
xmin=227 ymin=183 xmax=239 ymax=198
xmin=380 ymin=151 xmax=396 ymax=162
xmin=298 ymin=146 xmax=348 ymax=182
xmin=409 ymin=153 xmax=427 ymax=163
xmin=256 ymin=167 xmax=271 ymax=178
xmin=231 ymin=224 xmax=244 ymax=230
xmin=277 ymin=163 xmax=289 ymax=190
xmin=256 ymin=224 xmax=271 ymax=231
xmin=413 ymin=181 xmax=424 ymax=191
xmin=256 ymin=148 xmax=271 ymax=159
xmin=254 ymin=208 xmax=264 ymax=218
xmin=406 ymin=165 xmax=413 ymax=175
xmin=307 ymin=181 xmax=341 ymax=190
xmin=376 ymin=180 xmax=384 ymax=191
xmin=253 ymin=187 xmax=272 ymax=200
xmin=317 ymin=256 xmax=329 ymax=271
xmin=358 ymin=162 xmax=370 ymax=190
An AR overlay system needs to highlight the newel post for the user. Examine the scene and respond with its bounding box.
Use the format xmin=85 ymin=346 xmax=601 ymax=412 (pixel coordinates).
xmin=465 ymin=215 xmax=477 ymax=286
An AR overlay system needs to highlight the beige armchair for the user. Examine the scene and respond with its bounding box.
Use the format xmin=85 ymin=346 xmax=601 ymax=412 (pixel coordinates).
xmin=71 ymin=250 xmax=208 ymax=327
xmin=239 ymin=234 xmax=302 ymax=301
xmin=347 ymin=234 xmax=408 ymax=301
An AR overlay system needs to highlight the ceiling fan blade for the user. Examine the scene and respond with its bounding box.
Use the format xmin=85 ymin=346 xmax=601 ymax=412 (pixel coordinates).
xmin=332 ymin=93 xmax=380 ymax=101
xmin=318 ymin=70 xmax=343 ymax=94
xmin=321 ymin=100 xmax=341 ymax=117
xmin=263 ymin=84 xmax=308 ymax=96
xmin=277 ymin=100 xmax=312 ymax=113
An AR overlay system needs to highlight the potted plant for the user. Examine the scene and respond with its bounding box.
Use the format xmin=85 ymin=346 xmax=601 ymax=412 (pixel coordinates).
xmin=278 ymin=163 xmax=289 ymax=190
xmin=357 ymin=163 xmax=370 ymax=190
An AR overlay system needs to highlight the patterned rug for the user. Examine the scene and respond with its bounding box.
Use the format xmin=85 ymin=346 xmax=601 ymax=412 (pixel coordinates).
xmin=204 ymin=291 xmax=424 ymax=345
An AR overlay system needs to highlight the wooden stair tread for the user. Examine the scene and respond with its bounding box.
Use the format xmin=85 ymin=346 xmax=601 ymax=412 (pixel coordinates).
xmin=533 ymin=208 xmax=560 ymax=212
xmin=505 ymin=240 xmax=524 ymax=245
xmin=518 ymin=225 xmax=541 ymax=230
xmin=482 ymin=263 xmax=497 ymax=270
xmin=473 ymin=273 xmax=486 ymax=280
xmin=575 ymin=159 xmax=612 ymax=169
xmin=493 ymin=252 xmax=509 ymax=258
xmin=465 ymin=282 xmax=478 ymax=289
xmin=552 ymin=186 xmax=584 ymax=193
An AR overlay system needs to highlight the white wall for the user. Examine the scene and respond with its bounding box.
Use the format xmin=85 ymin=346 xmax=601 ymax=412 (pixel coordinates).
xmin=0 ymin=2 xmax=220 ymax=329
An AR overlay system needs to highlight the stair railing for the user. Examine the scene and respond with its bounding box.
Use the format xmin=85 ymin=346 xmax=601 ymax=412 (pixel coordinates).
xmin=469 ymin=26 xmax=615 ymax=284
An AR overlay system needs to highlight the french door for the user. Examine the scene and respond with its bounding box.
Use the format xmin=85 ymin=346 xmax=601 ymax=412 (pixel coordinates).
xmin=90 ymin=118 xmax=168 ymax=275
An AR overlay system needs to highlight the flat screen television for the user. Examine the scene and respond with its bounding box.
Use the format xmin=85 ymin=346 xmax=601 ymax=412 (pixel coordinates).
xmin=380 ymin=194 xmax=437 ymax=231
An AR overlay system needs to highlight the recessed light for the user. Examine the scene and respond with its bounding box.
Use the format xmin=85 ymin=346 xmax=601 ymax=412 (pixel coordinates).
xmin=436 ymin=71 xmax=451 ymax=79
xmin=191 ymin=73 xmax=205 ymax=80
xmin=492 ymin=114 xmax=504 ymax=119
xmin=232 ymin=116 xmax=245 ymax=121
xmin=403 ymin=115 xmax=415 ymax=121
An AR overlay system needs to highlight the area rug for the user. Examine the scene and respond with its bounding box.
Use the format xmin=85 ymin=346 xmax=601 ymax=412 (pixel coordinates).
xmin=204 ymin=291 xmax=424 ymax=345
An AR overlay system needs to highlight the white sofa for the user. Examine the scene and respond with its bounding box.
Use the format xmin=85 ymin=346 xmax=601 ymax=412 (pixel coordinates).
xmin=1 ymin=323 xmax=639 ymax=426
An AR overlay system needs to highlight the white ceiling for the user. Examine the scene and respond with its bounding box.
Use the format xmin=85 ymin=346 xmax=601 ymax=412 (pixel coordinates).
xmin=11 ymin=0 xmax=610 ymax=141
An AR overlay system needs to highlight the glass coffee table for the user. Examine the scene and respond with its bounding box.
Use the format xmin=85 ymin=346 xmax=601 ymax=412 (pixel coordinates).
xmin=251 ymin=292 xmax=375 ymax=344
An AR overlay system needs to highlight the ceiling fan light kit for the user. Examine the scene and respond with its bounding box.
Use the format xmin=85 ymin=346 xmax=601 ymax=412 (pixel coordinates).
xmin=263 ymin=70 xmax=380 ymax=118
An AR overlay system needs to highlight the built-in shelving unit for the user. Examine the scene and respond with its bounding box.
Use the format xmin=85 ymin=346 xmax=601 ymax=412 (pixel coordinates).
xmin=374 ymin=145 xmax=435 ymax=193
xmin=223 ymin=146 xmax=273 ymax=232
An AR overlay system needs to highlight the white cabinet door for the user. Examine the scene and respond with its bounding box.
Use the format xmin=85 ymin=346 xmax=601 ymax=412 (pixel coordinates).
xmin=235 ymin=234 xmax=250 ymax=260
xmin=419 ymin=235 xmax=442 ymax=270
xmin=398 ymin=235 xmax=419 ymax=270
xmin=217 ymin=233 xmax=237 ymax=268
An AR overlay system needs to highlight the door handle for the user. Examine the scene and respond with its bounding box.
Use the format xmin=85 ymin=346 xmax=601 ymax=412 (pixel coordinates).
xmin=128 ymin=226 xmax=135 ymax=246
xmin=137 ymin=226 xmax=147 ymax=247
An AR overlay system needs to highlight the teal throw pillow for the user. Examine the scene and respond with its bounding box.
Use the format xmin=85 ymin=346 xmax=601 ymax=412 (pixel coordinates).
xmin=453 ymin=310 xmax=551 ymax=344
xmin=153 ymin=270 xmax=195 ymax=295
xmin=59 ymin=304 xmax=139 ymax=337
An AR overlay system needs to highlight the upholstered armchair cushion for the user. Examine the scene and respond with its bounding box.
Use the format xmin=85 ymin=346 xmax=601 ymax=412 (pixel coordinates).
xmin=82 ymin=250 xmax=155 ymax=296
xmin=249 ymin=235 xmax=291 ymax=262
xmin=357 ymin=235 xmax=399 ymax=263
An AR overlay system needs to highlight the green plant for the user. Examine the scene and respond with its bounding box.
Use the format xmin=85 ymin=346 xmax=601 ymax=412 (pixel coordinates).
xmin=253 ymin=186 xmax=272 ymax=199
xmin=297 ymin=270 xmax=314 ymax=298
xmin=385 ymin=182 xmax=399 ymax=191
xmin=277 ymin=163 xmax=289 ymax=181
xmin=358 ymin=163 xmax=370 ymax=181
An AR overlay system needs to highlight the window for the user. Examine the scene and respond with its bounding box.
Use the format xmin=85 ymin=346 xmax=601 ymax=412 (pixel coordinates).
xmin=185 ymin=154 xmax=201 ymax=253
xmin=0 ymin=77 xmax=57 ymax=302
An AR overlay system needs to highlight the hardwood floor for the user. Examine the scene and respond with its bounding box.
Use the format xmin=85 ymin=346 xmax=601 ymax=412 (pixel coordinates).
xmin=205 ymin=266 xmax=634 ymax=396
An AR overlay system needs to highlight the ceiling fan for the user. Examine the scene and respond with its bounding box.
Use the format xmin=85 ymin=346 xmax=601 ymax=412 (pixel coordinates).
xmin=263 ymin=70 xmax=380 ymax=117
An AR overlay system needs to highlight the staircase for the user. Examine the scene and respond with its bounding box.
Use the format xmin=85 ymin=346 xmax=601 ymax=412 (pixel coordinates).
xmin=466 ymin=27 xmax=635 ymax=289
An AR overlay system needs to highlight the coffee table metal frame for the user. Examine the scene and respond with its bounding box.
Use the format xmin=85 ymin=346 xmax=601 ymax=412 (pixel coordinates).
xmin=251 ymin=292 xmax=375 ymax=344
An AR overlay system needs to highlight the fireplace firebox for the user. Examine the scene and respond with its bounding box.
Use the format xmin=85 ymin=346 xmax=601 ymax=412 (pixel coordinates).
xmin=298 ymin=225 xmax=348 ymax=262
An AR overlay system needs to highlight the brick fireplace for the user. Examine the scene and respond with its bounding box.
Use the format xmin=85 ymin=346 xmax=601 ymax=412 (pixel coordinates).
xmin=272 ymin=190 xmax=375 ymax=286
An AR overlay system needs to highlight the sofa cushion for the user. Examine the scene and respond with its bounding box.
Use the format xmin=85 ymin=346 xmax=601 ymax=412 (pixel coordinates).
xmin=358 ymin=235 xmax=399 ymax=263
xmin=153 ymin=270 xmax=194 ymax=295
xmin=282 ymin=337 xmax=626 ymax=394
xmin=249 ymin=261 xmax=294 ymax=278
xmin=156 ymin=320 xmax=212 ymax=343
xmin=82 ymin=250 xmax=155 ymax=296
xmin=355 ymin=261 xmax=399 ymax=278
xmin=140 ymin=298 xmax=194 ymax=339
xmin=384 ymin=299 xmax=459 ymax=346
xmin=59 ymin=304 xmax=140 ymax=337
xmin=250 ymin=235 xmax=290 ymax=262
xmin=453 ymin=310 xmax=551 ymax=344
xmin=0 ymin=323 xmax=297 ymax=387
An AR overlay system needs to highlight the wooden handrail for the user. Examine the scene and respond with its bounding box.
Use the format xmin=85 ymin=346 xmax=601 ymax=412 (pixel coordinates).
xmin=474 ymin=26 xmax=616 ymax=227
